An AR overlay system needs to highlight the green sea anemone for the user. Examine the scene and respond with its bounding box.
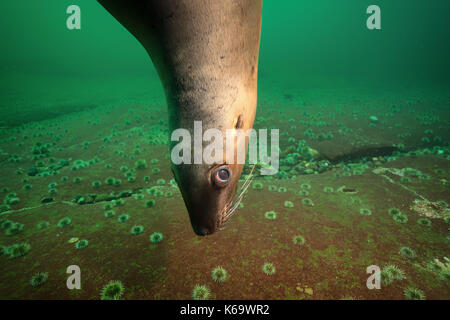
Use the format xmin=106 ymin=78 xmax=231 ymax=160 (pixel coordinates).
xmin=301 ymin=198 xmax=314 ymax=207
xmin=436 ymin=200 xmax=448 ymax=208
xmin=75 ymin=239 xmax=89 ymax=249
xmin=7 ymin=197 xmax=20 ymax=205
xmin=298 ymin=189 xmax=309 ymax=196
xmin=404 ymin=287 xmax=425 ymax=300
xmin=30 ymin=272 xmax=48 ymax=287
xmin=7 ymin=242 xmax=30 ymax=258
xmin=37 ymin=221 xmax=50 ymax=230
xmin=284 ymin=201 xmax=294 ymax=208
xmin=388 ymin=208 xmax=401 ymax=216
xmin=383 ymin=265 xmax=406 ymax=282
xmin=164 ymin=191 xmax=173 ymax=197
xmin=100 ymin=280 xmax=125 ymax=300
xmin=156 ymin=178 xmax=165 ymax=185
xmin=300 ymin=183 xmax=311 ymax=190
xmin=48 ymin=182 xmax=57 ymax=188
xmin=145 ymin=199 xmax=156 ymax=208
xmin=400 ymin=246 xmax=416 ymax=259
xmin=151 ymin=168 xmax=160 ymax=174
xmin=0 ymin=219 xmax=13 ymax=230
xmin=400 ymin=176 xmax=411 ymax=183
xmin=5 ymin=222 xmax=24 ymax=236
xmin=359 ymin=208 xmax=372 ymax=216
xmin=150 ymin=232 xmax=163 ymax=243
xmin=268 ymin=185 xmax=277 ymax=191
xmin=131 ymin=225 xmax=144 ymax=235
xmin=105 ymin=177 xmax=115 ymax=185
xmin=118 ymin=214 xmax=129 ymax=223
xmin=73 ymin=177 xmax=82 ymax=184
xmin=192 ymin=284 xmax=210 ymax=300
xmin=252 ymin=182 xmax=263 ymax=190
xmin=262 ymin=262 xmax=276 ymax=275
xmin=134 ymin=193 xmax=144 ymax=200
xmin=92 ymin=181 xmax=102 ymax=188
xmin=417 ymin=218 xmax=431 ymax=227
xmin=57 ymin=217 xmax=71 ymax=228
xmin=264 ymin=210 xmax=277 ymax=220
xmin=114 ymin=199 xmax=124 ymax=207
xmin=211 ymin=266 xmax=228 ymax=282
xmin=134 ymin=159 xmax=148 ymax=170
xmin=278 ymin=187 xmax=287 ymax=193
xmin=393 ymin=213 xmax=408 ymax=224
xmin=438 ymin=269 xmax=450 ymax=283
xmin=292 ymin=235 xmax=306 ymax=245
xmin=380 ymin=269 xmax=394 ymax=286
xmin=104 ymin=210 xmax=115 ymax=218
xmin=323 ymin=187 xmax=334 ymax=193
xmin=103 ymin=203 xmax=113 ymax=210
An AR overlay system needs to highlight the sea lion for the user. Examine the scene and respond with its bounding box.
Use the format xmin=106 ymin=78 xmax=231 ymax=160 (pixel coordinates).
xmin=98 ymin=0 xmax=262 ymax=235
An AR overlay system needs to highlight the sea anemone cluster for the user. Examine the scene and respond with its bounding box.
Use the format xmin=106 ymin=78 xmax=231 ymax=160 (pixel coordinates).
xmin=388 ymin=208 xmax=408 ymax=224
xmin=3 ymin=242 xmax=31 ymax=259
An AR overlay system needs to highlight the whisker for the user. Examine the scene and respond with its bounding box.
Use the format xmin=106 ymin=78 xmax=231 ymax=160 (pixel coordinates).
xmin=220 ymin=164 xmax=258 ymax=229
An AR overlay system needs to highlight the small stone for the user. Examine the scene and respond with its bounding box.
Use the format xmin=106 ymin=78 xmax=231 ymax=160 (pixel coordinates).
xmin=369 ymin=115 xmax=379 ymax=123
xmin=41 ymin=197 xmax=54 ymax=203
xmin=305 ymin=287 xmax=314 ymax=295
xmin=68 ymin=237 xmax=79 ymax=244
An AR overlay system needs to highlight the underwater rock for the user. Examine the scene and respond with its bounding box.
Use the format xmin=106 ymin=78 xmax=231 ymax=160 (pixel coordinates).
xmin=40 ymin=197 xmax=54 ymax=203
xmin=410 ymin=199 xmax=450 ymax=219
xmin=27 ymin=167 xmax=39 ymax=176
xmin=337 ymin=186 xmax=358 ymax=195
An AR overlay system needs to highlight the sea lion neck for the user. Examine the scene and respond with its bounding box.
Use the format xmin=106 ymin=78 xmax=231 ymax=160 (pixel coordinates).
xmin=98 ymin=0 xmax=262 ymax=235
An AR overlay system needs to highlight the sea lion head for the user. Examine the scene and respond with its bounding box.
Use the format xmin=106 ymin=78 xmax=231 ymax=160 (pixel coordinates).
xmin=170 ymin=113 xmax=255 ymax=236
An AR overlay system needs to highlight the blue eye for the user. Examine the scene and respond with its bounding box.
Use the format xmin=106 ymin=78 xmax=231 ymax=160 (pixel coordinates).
xmin=214 ymin=168 xmax=231 ymax=186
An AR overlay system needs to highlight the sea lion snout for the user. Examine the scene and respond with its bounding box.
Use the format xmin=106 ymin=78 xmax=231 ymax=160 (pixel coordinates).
xmin=172 ymin=163 xmax=241 ymax=236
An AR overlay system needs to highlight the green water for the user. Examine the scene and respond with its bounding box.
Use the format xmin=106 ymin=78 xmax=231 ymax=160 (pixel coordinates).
xmin=1 ymin=0 xmax=449 ymax=124
xmin=0 ymin=1 xmax=449 ymax=301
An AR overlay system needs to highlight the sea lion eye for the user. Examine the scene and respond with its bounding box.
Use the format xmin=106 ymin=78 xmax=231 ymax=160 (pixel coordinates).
xmin=213 ymin=168 xmax=231 ymax=187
